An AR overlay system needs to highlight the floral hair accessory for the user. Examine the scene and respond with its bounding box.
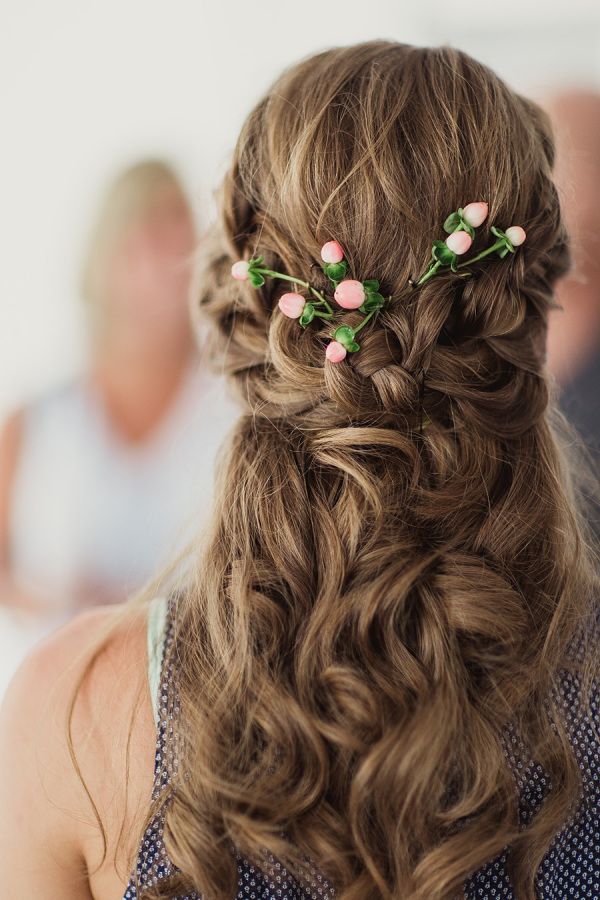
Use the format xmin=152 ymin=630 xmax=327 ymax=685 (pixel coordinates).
xmin=278 ymin=292 xmax=307 ymax=319
xmin=334 ymin=279 xmax=367 ymax=310
xmin=321 ymin=240 xmax=345 ymax=264
xmin=325 ymin=340 xmax=348 ymax=363
xmin=230 ymin=203 xmax=526 ymax=365
xmin=461 ymin=202 xmax=489 ymax=228
xmin=229 ymin=244 xmax=386 ymax=354
xmin=231 ymin=260 xmax=250 ymax=281
xmin=445 ymin=230 xmax=473 ymax=255
xmin=415 ymin=203 xmax=526 ymax=286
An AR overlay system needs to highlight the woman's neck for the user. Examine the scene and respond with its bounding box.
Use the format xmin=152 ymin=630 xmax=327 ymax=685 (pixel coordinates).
xmin=88 ymin=330 xmax=197 ymax=446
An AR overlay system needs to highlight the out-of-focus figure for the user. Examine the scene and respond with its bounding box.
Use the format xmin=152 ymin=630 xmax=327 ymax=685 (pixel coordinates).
xmin=0 ymin=159 xmax=239 ymax=650
xmin=543 ymin=91 xmax=600 ymax=458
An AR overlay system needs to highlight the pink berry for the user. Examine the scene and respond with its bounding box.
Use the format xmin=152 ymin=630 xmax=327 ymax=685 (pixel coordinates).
xmin=334 ymin=279 xmax=365 ymax=310
xmin=505 ymin=226 xmax=526 ymax=246
xmin=446 ymin=231 xmax=473 ymax=255
xmin=278 ymin=292 xmax=306 ymax=319
xmin=321 ymin=240 xmax=345 ymax=264
xmin=325 ymin=340 xmax=347 ymax=363
xmin=462 ymin=202 xmax=488 ymax=228
xmin=231 ymin=260 xmax=250 ymax=280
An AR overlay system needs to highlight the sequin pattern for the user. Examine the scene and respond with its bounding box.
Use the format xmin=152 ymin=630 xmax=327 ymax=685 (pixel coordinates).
xmin=124 ymin=599 xmax=599 ymax=899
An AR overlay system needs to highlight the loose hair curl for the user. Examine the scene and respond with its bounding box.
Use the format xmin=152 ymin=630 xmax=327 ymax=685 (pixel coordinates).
xmin=142 ymin=41 xmax=600 ymax=900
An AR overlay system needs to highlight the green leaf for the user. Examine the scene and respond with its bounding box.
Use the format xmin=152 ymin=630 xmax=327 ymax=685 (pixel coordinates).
xmin=334 ymin=324 xmax=355 ymax=341
xmin=490 ymin=226 xmax=514 ymax=257
xmin=431 ymin=240 xmax=457 ymax=266
xmin=333 ymin=324 xmax=358 ymax=350
xmin=362 ymin=279 xmax=380 ymax=291
xmin=346 ymin=340 xmax=361 ymax=352
xmin=443 ymin=211 xmax=461 ymax=233
xmin=249 ymin=271 xmax=265 ymax=287
xmin=299 ymin=303 xmax=315 ymax=327
xmin=361 ymin=292 xmax=385 ymax=312
xmin=323 ymin=261 xmax=347 ymax=282
xmin=444 ymin=209 xmax=475 ymax=240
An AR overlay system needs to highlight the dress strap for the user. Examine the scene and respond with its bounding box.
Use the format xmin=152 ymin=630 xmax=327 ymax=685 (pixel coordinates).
xmin=146 ymin=594 xmax=169 ymax=726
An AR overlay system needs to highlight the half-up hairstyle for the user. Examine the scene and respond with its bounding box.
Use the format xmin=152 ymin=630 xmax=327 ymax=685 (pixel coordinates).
xmin=144 ymin=40 xmax=600 ymax=900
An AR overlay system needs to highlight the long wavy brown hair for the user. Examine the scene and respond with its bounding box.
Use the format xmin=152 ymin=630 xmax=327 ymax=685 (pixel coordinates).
xmin=128 ymin=41 xmax=600 ymax=899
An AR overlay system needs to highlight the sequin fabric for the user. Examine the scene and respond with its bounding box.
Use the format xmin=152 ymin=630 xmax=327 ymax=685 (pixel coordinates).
xmin=124 ymin=598 xmax=599 ymax=899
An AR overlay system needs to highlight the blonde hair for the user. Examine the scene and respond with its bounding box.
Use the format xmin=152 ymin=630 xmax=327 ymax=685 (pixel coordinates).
xmin=79 ymin=157 xmax=194 ymax=325
xmin=75 ymin=41 xmax=600 ymax=900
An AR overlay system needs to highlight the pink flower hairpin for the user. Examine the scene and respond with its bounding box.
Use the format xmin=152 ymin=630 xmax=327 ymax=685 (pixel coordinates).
xmin=415 ymin=202 xmax=526 ymax=285
xmin=231 ymin=202 xmax=526 ymax=364
xmin=231 ymin=241 xmax=388 ymax=361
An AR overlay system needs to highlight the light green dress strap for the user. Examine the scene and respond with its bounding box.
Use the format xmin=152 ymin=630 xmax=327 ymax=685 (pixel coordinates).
xmin=147 ymin=594 xmax=169 ymax=727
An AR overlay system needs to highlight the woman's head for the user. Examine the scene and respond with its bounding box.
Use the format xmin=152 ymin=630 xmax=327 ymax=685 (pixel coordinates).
xmin=130 ymin=42 xmax=599 ymax=900
xmin=198 ymin=40 xmax=568 ymax=433
xmin=80 ymin=158 xmax=197 ymax=347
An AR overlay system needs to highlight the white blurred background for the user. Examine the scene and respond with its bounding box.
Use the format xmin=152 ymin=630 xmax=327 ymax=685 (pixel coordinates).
xmin=1 ymin=0 xmax=599 ymax=694
xmin=2 ymin=0 xmax=599 ymax=414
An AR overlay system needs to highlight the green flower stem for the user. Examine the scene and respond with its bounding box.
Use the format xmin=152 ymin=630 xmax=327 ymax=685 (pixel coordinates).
xmin=353 ymin=308 xmax=377 ymax=335
xmin=415 ymin=220 xmax=469 ymax=285
xmin=308 ymin=287 xmax=334 ymax=315
xmin=314 ymin=310 xmax=333 ymax=320
xmin=416 ymin=260 xmax=442 ymax=286
xmin=255 ymin=268 xmax=334 ymax=315
xmin=254 ymin=268 xmax=303 ymax=286
xmin=456 ymin=238 xmax=506 ymax=268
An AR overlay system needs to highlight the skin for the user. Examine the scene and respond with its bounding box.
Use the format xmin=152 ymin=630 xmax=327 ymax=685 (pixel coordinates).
xmin=0 ymin=409 xmax=49 ymax=615
xmin=0 ymin=183 xmax=197 ymax=894
xmin=0 ymin=603 xmax=156 ymax=898
xmin=0 ymin=184 xmax=198 ymax=614
xmin=541 ymin=90 xmax=600 ymax=385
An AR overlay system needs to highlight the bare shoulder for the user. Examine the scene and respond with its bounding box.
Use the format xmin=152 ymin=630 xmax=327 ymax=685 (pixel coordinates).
xmin=0 ymin=601 xmax=157 ymax=899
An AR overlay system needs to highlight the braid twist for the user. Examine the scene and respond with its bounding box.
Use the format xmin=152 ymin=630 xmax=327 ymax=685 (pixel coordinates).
xmin=151 ymin=41 xmax=599 ymax=900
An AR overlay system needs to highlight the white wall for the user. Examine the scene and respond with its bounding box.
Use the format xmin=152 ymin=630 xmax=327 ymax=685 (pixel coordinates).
xmin=2 ymin=0 xmax=600 ymax=417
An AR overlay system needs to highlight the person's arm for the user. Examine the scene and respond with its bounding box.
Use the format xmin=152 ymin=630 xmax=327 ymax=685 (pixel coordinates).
xmin=0 ymin=407 xmax=22 ymax=572
xmin=0 ymin=603 xmax=155 ymax=899
xmin=0 ymin=406 xmax=52 ymax=614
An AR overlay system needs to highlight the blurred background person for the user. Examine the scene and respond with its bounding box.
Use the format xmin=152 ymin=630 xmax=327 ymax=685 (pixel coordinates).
xmin=543 ymin=90 xmax=600 ymax=458
xmin=1 ymin=2 xmax=598 ymax=705
xmin=542 ymin=90 xmax=600 ymax=535
xmin=0 ymin=159 xmax=239 ymax=666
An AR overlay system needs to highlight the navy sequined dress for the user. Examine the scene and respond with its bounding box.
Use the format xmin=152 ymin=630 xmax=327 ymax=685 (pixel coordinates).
xmin=124 ymin=595 xmax=600 ymax=899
